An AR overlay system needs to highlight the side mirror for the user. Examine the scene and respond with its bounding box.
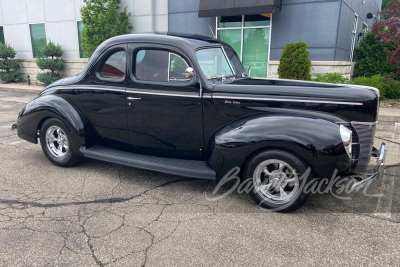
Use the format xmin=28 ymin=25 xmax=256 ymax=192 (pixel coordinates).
xmin=185 ymin=67 xmax=195 ymax=79
xmin=248 ymin=65 xmax=252 ymax=76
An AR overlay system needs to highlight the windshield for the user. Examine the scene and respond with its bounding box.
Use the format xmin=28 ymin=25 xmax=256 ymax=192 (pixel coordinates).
xmin=196 ymin=48 xmax=242 ymax=79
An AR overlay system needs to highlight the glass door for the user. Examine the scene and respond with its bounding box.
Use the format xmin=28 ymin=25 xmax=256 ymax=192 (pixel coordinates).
xmin=217 ymin=14 xmax=271 ymax=78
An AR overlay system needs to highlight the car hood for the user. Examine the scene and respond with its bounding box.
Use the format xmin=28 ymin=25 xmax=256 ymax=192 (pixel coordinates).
xmin=213 ymin=78 xmax=379 ymax=103
xmin=211 ymin=78 xmax=379 ymax=123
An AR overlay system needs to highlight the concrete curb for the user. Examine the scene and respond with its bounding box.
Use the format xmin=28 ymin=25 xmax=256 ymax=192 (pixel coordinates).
xmin=1 ymin=85 xmax=399 ymax=122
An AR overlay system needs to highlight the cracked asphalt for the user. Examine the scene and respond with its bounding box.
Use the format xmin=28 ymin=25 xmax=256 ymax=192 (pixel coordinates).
xmin=0 ymin=90 xmax=399 ymax=266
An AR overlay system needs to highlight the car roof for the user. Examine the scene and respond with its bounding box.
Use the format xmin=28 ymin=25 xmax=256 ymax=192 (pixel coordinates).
xmin=98 ymin=33 xmax=223 ymax=53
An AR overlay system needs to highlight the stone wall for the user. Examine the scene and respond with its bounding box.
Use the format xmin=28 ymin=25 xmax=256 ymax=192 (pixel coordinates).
xmin=268 ymin=61 xmax=355 ymax=80
xmin=17 ymin=59 xmax=89 ymax=84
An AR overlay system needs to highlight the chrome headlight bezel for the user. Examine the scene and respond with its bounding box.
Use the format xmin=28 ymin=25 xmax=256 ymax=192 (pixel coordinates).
xmin=340 ymin=125 xmax=352 ymax=158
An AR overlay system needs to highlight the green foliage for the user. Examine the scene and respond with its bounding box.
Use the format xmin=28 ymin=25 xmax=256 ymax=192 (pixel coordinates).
xmin=313 ymin=73 xmax=349 ymax=84
xmin=36 ymin=73 xmax=63 ymax=86
xmin=278 ymin=41 xmax=311 ymax=81
xmin=36 ymin=58 xmax=65 ymax=72
xmin=80 ymin=0 xmax=133 ymax=57
xmin=353 ymin=32 xmax=397 ymax=78
xmin=36 ymin=41 xmax=64 ymax=85
xmin=0 ymin=43 xmax=21 ymax=83
xmin=350 ymin=75 xmax=400 ymax=99
xmin=41 ymin=41 xmax=63 ymax=58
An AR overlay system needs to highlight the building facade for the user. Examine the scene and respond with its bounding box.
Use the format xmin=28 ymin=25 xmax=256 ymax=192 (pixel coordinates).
xmin=0 ymin=0 xmax=381 ymax=82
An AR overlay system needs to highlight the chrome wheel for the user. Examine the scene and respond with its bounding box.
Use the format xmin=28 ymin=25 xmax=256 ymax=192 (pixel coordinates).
xmin=253 ymin=159 xmax=300 ymax=204
xmin=45 ymin=126 xmax=69 ymax=157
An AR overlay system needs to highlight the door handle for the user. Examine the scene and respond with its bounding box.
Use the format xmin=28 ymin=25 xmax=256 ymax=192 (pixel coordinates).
xmin=127 ymin=97 xmax=141 ymax=100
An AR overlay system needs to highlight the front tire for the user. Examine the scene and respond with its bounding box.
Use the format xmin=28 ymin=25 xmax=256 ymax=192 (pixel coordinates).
xmin=39 ymin=118 xmax=81 ymax=167
xmin=244 ymin=150 xmax=313 ymax=212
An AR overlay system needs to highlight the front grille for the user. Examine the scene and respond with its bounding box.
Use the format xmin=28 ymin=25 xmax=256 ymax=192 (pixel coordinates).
xmin=352 ymin=123 xmax=376 ymax=173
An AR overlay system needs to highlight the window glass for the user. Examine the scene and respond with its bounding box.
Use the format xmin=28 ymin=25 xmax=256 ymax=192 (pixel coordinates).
xmin=244 ymin=14 xmax=270 ymax=27
xmin=218 ymin=16 xmax=242 ymax=28
xmin=135 ymin=50 xmax=169 ymax=82
xmin=77 ymin=21 xmax=85 ymax=58
xmin=218 ymin=29 xmax=242 ymax=58
xmin=0 ymin=26 xmax=4 ymax=44
xmin=169 ymin=54 xmax=189 ymax=81
xmin=100 ymin=50 xmax=126 ymax=78
xmin=243 ymin=28 xmax=269 ymax=78
xmin=30 ymin=24 xmax=46 ymax=58
xmin=224 ymin=49 xmax=242 ymax=75
xmin=196 ymin=48 xmax=233 ymax=79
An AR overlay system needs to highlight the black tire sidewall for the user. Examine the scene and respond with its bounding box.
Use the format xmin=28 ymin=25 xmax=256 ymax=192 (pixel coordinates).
xmin=244 ymin=150 xmax=313 ymax=212
xmin=39 ymin=118 xmax=79 ymax=167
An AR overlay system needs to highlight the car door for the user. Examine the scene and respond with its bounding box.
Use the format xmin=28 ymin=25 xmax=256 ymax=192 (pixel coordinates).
xmin=66 ymin=44 xmax=129 ymax=148
xmin=126 ymin=43 xmax=204 ymax=160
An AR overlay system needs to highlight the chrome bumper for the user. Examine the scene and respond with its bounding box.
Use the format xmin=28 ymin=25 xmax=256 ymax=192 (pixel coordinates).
xmin=351 ymin=143 xmax=386 ymax=190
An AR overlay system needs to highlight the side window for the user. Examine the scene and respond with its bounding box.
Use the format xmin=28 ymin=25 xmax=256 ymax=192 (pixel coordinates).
xmin=100 ymin=50 xmax=126 ymax=78
xmin=169 ymin=53 xmax=189 ymax=81
xmin=134 ymin=49 xmax=189 ymax=82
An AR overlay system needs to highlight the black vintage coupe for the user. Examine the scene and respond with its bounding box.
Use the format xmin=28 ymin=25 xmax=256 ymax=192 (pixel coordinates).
xmin=14 ymin=34 xmax=385 ymax=212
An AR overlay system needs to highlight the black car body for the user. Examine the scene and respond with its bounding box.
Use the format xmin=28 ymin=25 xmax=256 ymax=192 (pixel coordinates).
xmin=15 ymin=34 xmax=386 ymax=211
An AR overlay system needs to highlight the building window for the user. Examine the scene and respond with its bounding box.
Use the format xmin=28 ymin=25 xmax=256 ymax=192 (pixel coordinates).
xmin=349 ymin=14 xmax=358 ymax=62
xmin=216 ymin=14 xmax=271 ymax=78
xmin=30 ymin=24 xmax=46 ymax=58
xmin=77 ymin=21 xmax=85 ymax=58
xmin=362 ymin=23 xmax=368 ymax=33
xmin=0 ymin=26 xmax=4 ymax=44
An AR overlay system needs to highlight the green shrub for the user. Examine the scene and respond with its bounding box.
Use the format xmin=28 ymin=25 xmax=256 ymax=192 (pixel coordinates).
xmin=0 ymin=43 xmax=22 ymax=83
xmin=278 ymin=41 xmax=311 ymax=81
xmin=36 ymin=72 xmax=63 ymax=85
xmin=313 ymin=73 xmax=349 ymax=84
xmin=349 ymin=75 xmax=400 ymax=99
xmin=36 ymin=41 xmax=64 ymax=85
xmin=353 ymin=32 xmax=397 ymax=78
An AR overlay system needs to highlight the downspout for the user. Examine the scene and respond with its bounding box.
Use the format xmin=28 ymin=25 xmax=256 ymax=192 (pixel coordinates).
xmin=151 ymin=0 xmax=156 ymax=33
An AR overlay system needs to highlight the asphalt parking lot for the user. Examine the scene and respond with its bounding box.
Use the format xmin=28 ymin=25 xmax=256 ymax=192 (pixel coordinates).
xmin=0 ymin=90 xmax=399 ymax=266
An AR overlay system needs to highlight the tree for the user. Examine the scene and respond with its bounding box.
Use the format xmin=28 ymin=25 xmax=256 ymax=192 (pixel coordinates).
xmin=80 ymin=0 xmax=132 ymax=57
xmin=372 ymin=0 xmax=400 ymax=79
xmin=381 ymin=0 xmax=399 ymax=19
xmin=0 ymin=43 xmax=22 ymax=83
xmin=36 ymin=41 xmax=65 ymax=85
xmin=278 ymin=41 xmax=311 ymax=80
xmin=353 ymin=32 xmax=397 ymax=78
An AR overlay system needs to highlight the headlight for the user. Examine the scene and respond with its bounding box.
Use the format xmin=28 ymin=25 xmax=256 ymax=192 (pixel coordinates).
xmin=340 ymin=125 xmax=352 ymax=157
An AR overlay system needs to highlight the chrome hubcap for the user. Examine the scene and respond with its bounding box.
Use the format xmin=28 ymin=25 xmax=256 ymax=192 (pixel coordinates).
xmin=253 ymin=159 xmax=300 ymax=204
xmin=45 ymin=126 xmax=69 ymax=157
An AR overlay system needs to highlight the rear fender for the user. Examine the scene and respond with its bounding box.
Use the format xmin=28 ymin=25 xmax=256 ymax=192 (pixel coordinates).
xmin=17 ymin=95 xmax=88 ymax=147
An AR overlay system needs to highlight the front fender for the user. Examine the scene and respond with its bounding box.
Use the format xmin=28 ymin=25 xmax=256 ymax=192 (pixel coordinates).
xmin=17 ymin=95 xmax=87 ymax=147
xmin=208 ymin=116 xmax=351 ymax=180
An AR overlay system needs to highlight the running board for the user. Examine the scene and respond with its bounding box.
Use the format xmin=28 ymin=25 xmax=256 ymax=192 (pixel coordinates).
xmin=79 ymin=145 xmax=216 ymax=180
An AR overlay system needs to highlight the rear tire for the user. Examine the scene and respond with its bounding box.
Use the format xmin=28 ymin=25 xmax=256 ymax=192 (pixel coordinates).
xmin=244 ymin=150 xmax=313 ymax=212
xmin=39 ymin=118 xmax=81 ymax=167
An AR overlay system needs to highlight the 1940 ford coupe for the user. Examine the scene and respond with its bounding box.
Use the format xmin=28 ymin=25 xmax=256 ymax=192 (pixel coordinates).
xmin=14 ymin=34 xmax=385 ymax=212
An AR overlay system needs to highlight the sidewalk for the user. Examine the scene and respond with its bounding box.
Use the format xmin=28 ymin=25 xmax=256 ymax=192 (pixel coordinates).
xmin=0 ymin=83 xmax=44 ymax=94
xmin=1 ymin=83 xmax=399 ymax=122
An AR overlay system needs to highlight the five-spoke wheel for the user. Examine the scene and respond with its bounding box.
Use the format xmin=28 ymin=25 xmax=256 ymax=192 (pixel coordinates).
xmin=244 ymin=150 xmax=312 ymax=212
xmin=40 ymin=118 xmax=81 ymax=167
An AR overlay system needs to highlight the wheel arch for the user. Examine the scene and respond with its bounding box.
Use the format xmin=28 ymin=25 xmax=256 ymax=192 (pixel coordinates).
xmin=207 ymin=115 xmax=351 ymax=180
xmin=17 ymin=94 xmax=89 ymax=147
